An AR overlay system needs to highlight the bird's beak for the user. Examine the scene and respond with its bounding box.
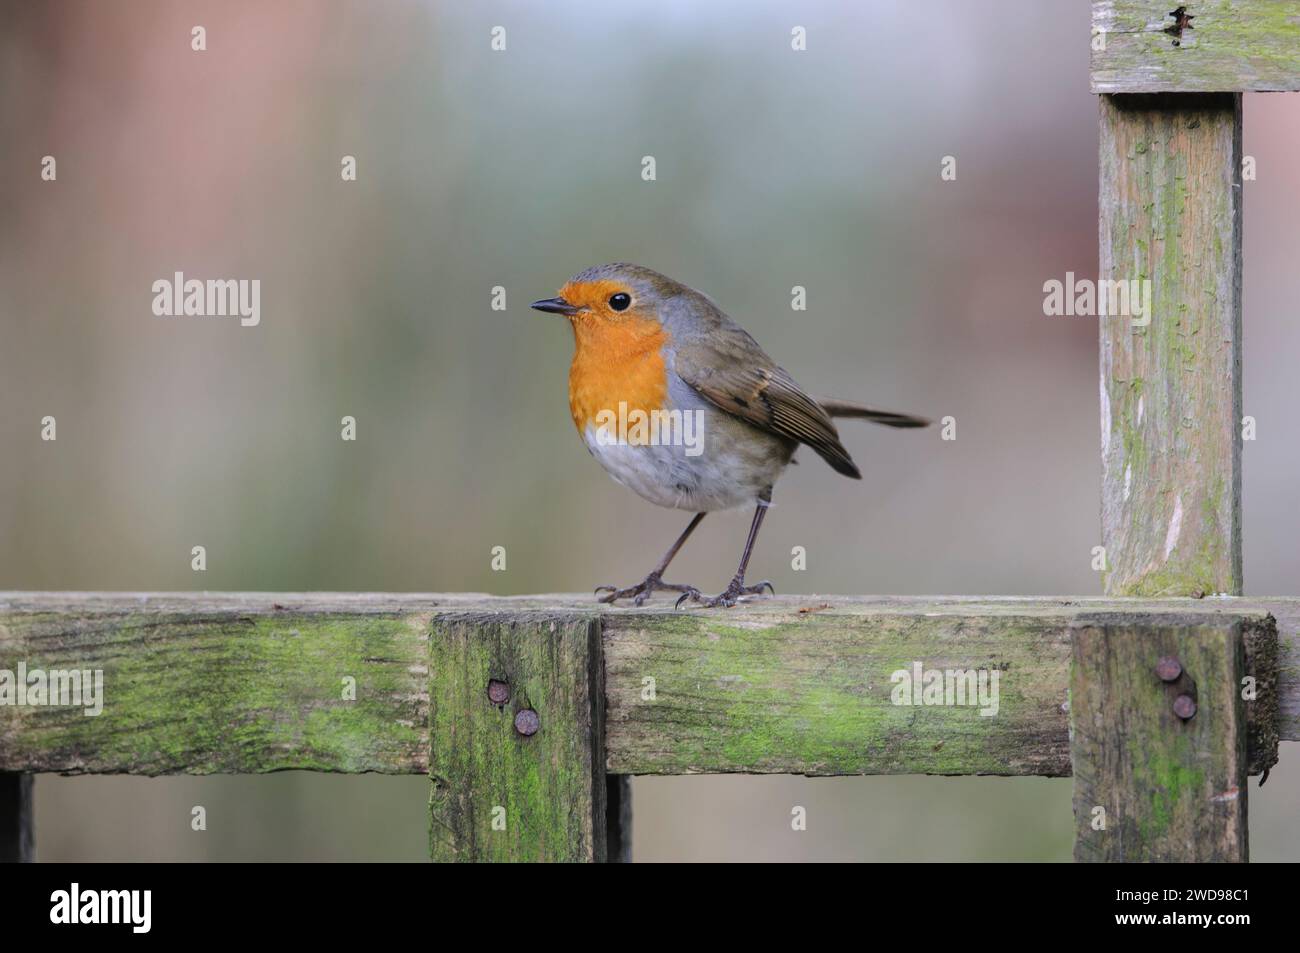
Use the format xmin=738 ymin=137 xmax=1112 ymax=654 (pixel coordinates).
xmin=530 ymin=296 xmax=581 ymax=316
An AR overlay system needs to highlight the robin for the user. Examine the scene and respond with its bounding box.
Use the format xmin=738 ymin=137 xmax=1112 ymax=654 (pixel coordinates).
xmin=532 ymin=263 xmax=928 ymax=607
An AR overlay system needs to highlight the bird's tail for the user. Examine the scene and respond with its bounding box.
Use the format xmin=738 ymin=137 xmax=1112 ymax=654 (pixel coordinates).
xmin=818 ymin=398 xmax=929 ymax=429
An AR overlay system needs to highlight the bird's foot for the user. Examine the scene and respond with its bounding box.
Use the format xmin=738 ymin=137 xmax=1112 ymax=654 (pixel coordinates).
xmin=595 ymin=573 xmax=701 ymax=606
xmin=675 ymin=576 xmax=775 ymax=609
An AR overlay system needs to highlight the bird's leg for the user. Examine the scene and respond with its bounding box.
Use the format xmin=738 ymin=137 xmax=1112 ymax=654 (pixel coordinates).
xmin=678 ymin=497 xmax=776 ymax=609
xmin=596 ymin=512 xmax=706 ymax=605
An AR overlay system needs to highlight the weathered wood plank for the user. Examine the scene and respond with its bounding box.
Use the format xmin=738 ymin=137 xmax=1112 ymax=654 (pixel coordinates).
xmin=1099 ymin=93 xmax=1242 ymax=597
xmin=604 ymin=599 xmax=1276 ymax=778
xmin=0 ymin=594 xmax=1293 ymax=776
xmin=0 ymin=594 xmax=431 ymax=774
xmin=605 ymin=607 xmax=1072 ymax=777
xmin=1071 ymin=615 xmax=1248 ymax=861
xmin=1092 ymin=1 xmax=1300 ymax=93
xmin=0 ymin=774 xmax=34 ymax=862
xmin=1267 ymin=602 xmax=1300 ymax=744
xmin=428 ymin=613 xmax=606 ymax=862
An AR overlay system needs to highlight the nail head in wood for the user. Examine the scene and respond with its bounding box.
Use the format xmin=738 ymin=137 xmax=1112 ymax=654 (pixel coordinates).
xmin=1174 ymin=694 xmax=1198 ymax=721
xmin=1156 ymin=656 xmax=1183 ymax=682
xmin=487 ymin=679 xmax=510 ymax=705
xmin=514 ymin=708 xmax=540 ymax=736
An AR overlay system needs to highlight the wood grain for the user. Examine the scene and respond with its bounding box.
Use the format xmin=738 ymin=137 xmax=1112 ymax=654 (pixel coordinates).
xmin=604 ymin=605 xmax=1073 ymax=777
xmin=1092 ymin=1 xmax=1300 ymax=93
xmin=1098 ymin=93 xmax=1242 ymax=597
xmin=1071 ymin=614 xmax=1248 ymax=861
xmin=0 ymin=594 xmax=1291 ymax=777
xmin=428 ymin=613 xmax=607 ymax=862
xmin=0 ymin=593 xmax=432 ymax=774
xmin=603 ymin=597 xmax=1277 ymax=778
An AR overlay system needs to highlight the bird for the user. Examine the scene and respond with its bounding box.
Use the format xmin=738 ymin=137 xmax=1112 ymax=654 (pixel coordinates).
xmin=532 ymin=263 xmax=928 ymax=607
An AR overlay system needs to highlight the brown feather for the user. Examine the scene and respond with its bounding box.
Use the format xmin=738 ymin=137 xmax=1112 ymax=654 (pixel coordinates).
xmin=816 ymin=399 xmax=929 ymax=428
xmin=675 ymin=340 xmax=863 ymax=479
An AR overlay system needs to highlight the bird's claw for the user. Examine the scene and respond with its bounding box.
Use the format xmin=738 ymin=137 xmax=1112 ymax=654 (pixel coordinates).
xmin=596 ymin=574 xmax=701 ymax=606
xmin=675 ymin=578 xmax=775 ymax=609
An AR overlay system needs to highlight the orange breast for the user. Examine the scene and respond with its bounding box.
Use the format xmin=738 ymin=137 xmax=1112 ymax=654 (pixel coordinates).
xmin=568 ymin=314 xmax=671 ymax=434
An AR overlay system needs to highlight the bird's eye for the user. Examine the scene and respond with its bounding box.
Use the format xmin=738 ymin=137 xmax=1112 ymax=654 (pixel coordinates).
xmin=608 ymin=292 xmax=631 ymax=312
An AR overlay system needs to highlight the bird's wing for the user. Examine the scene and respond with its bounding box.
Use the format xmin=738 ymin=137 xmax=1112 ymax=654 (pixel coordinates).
xmin=673 ymin=324 xmax=861 ymax=479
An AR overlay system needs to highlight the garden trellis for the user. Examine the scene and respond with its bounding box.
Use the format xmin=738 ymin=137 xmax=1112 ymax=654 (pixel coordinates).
xmin=2 ymin=2 xmax=1298 ymax=862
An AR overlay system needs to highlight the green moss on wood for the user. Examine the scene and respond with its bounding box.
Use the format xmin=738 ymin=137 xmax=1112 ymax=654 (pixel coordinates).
xmin=1071 ymin=616 xmax=1248 ymax=861
xmin=1099 ymin=94 xmax=1241 ymax=597
xmin=428 ymin=614 xmax=605 ymax=862
xmin=1093 ymin=1 xmax=1300 ymax=92
xmin=1 ymin=595 xmax=1286 ymax=790
xmin=604 ymin=609 xmax=1073 ymax=777
xmin=0 ymin=609 xmax=429 ymax=774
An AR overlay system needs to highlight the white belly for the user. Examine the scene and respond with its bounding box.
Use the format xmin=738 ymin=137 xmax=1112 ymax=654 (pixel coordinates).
xmin=580 ymin=410 xmax=793 ymax=512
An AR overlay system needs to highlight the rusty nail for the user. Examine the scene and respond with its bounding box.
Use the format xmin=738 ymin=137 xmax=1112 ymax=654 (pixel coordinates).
xmin=1155 ymin=656 xmax=1182 ymax=682
xmin=514 ymin=708 xmax=540 ymax=736
xmin=487 ymin=679 xmax=510 ymax=705
xmin=1173 ymin=694 xmax=1197 ymax=720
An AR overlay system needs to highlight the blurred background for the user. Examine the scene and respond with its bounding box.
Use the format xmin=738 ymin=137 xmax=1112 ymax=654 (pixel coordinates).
xmin=2 ymin=0 xmax=1297 ymax=861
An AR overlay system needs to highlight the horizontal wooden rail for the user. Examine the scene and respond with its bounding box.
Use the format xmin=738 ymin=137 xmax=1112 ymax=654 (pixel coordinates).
xmin=0 ymin=593 xmax=1291 ymax=779
xmin=1092 ymin=1 xmax=1300 ymax=93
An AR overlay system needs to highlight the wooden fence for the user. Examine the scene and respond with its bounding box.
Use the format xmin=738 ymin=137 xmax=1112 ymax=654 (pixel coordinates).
xmin=0 ymin=593 xmax=1294 ymax=861
xmin=3 ymin=1 xmax=1300 ymax=862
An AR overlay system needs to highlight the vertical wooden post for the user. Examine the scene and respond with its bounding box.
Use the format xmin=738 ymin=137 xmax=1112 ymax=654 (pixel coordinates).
xmin=0 ymin=774 xmax=34 ymax=862
xmin=1098 ymin=93 xmax=1243 ymax=597
xmin=1070 ymin=615 xmax=1248 ymax=862
xmin=429 ymin=613 xmax=609 ymax=862
xmin=605 ymin=775 xmax=632 ymax=863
